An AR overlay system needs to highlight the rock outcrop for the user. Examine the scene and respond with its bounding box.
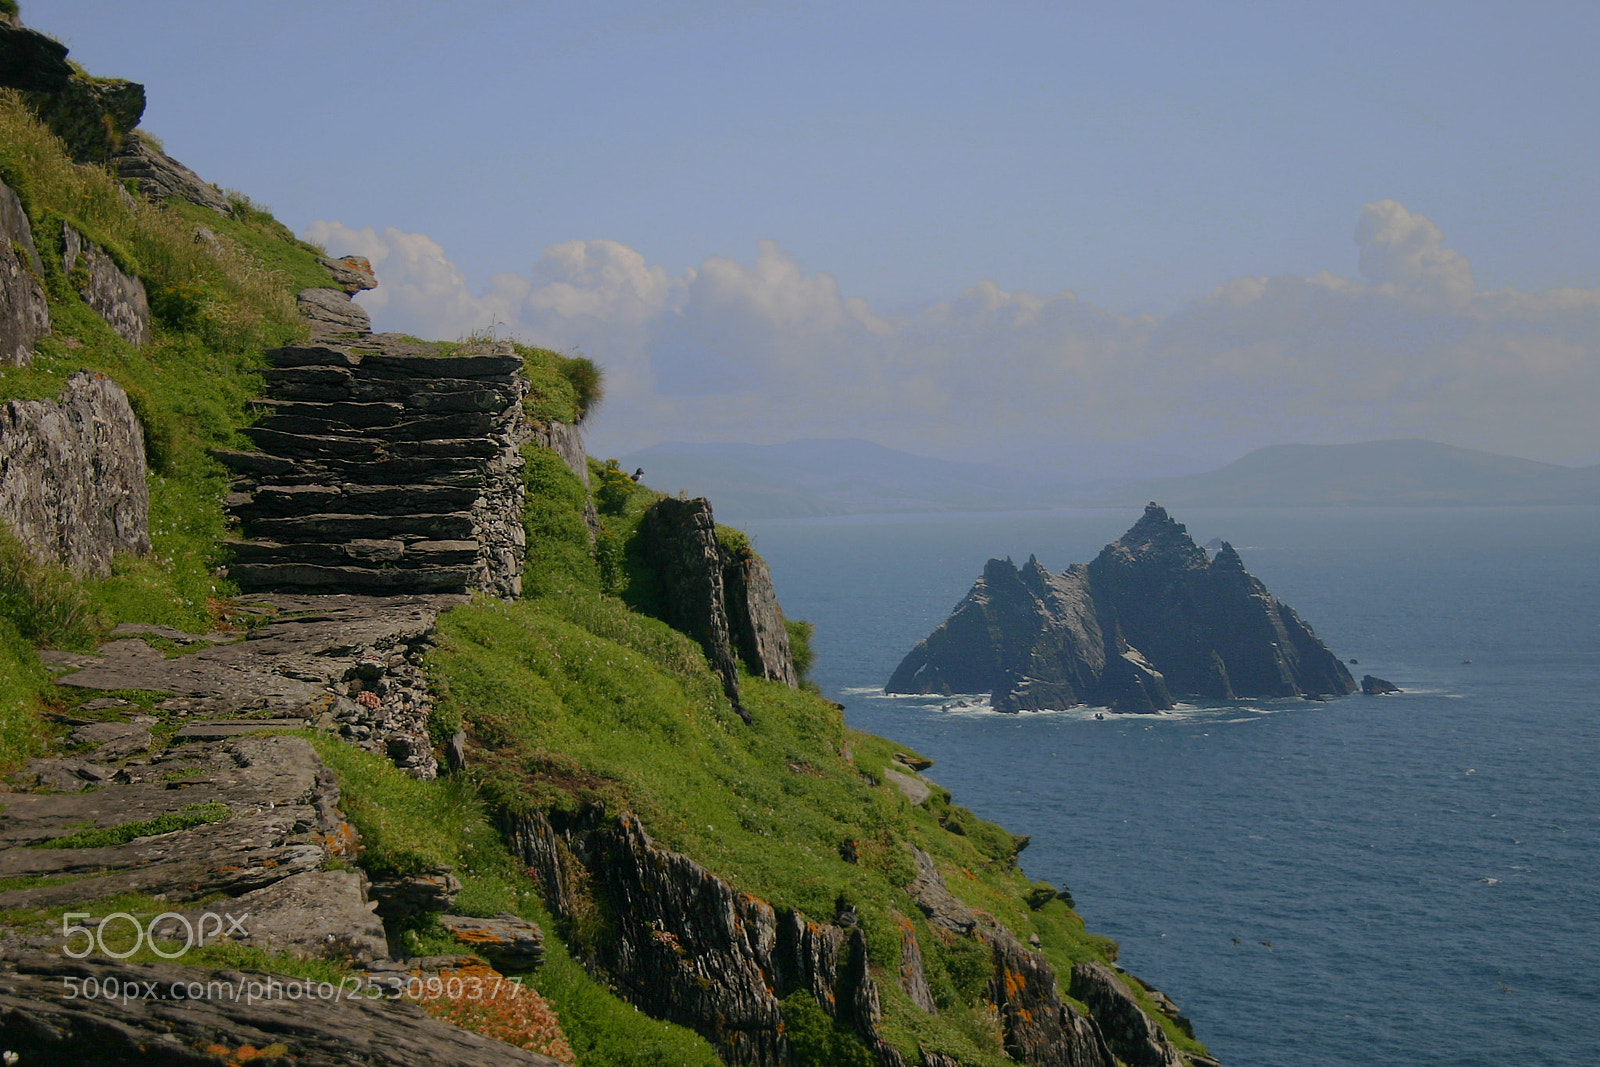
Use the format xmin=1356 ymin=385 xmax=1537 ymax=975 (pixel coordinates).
xmin=639 ymin=497 xmax=751 ymax=718
xmin=504 ymin=806 xmax=937 ymax=1067
xmin=638 ymin=496 xmax=799 ymax=720
xmin=1361 ymin=674 xmax=1400 ymax=695
xmin=110 ymin=130 xmax=233 ymax=215
xmin=0 ymin=17 xmax=145 ymax=163
xmin=0 ymin=952 xmax=567 ymax=1067
xmin=888 ymin=504 xmax=1355 ymax=712
xmin=1069 ymin=962 xmax=1186 ymax=1067
xmin=62 ymin=222 xmax=151 ymax=346
xmin=725 ymin=547 xmax=798 ymax=686
xmin=0 ymin=370 xmax=150 ymax=575
xmin=0 ymin=175 xmax=49 ymax=367
xmin=530 ymin=416 xmax=600 ymax=536
xmin=218 ymin=336 xmax=530 ymax=598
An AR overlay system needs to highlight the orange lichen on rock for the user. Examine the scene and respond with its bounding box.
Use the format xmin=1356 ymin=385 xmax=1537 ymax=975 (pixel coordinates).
xmin=411 ymin=961 xmax=575 ymax=1064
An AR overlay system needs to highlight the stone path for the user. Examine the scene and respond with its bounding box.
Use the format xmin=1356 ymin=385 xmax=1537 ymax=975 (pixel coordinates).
xmin=0 ymin=593 xmax=572 ymax=1062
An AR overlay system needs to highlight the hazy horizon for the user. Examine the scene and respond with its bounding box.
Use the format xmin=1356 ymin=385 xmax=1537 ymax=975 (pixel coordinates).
xmin=34 ymin=1 xmax=1600 ymax=472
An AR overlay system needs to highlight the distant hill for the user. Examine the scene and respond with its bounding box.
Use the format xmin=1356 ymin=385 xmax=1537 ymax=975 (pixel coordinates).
xmin=617 ymin=437 xmax=1600 ymax=519
xmin=1136 ymin=439 xmax=1600 ymax=507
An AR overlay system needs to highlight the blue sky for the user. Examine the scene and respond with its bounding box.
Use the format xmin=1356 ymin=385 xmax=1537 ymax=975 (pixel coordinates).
xmin=32 ymin=0 xmax=1600 ymax=472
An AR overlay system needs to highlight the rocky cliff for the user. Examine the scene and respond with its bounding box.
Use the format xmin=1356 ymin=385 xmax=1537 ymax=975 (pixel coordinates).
xmin=888 ymin=504 xmax=1355 ymax=712
xmin=638 ymin=495 xmax=798 ymax=719
xmin=0 ymin=370 xmax=150 ymax=575
xmin=0 ymin=175 xmax=49 ymax=367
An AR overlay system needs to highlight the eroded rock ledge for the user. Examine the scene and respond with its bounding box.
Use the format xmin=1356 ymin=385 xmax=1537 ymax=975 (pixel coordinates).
xmin=502 ymin=806 xmax=1150 ymax=1067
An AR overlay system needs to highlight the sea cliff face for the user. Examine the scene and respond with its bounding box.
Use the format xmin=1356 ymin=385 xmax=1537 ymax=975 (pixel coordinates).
xmin=887 ymin=504 xmax=1355 ymax=712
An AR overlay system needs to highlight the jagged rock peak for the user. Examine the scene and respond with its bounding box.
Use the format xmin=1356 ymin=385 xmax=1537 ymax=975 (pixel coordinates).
xmin=1095 ymin=501 xmax=1209 ymax=570
xmin=887 ymin=504 xmax=1356 ymax=712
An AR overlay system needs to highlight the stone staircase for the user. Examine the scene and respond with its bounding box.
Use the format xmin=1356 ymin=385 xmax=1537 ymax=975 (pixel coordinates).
xmin=214 ymin=334 xmax=530 ymax=597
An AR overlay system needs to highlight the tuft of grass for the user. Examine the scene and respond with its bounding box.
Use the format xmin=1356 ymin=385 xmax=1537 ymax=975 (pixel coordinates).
xmin=32 ymin=801 xmax=230 ymax=849
xmin=0 ymin=525 xmax=100 ymax=649
xmin=517 ymin=345 xmax=603 ymax=424
xmin=785 ymin=618 xmax=816 ymax=684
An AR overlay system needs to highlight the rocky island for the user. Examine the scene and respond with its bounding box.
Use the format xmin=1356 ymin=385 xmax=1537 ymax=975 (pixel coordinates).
xmin=887 ymin=504 xmax=1356 ymax=712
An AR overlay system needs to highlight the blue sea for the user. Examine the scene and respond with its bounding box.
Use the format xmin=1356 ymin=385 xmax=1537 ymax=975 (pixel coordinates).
xmin=741 ymin=506 xmax=1600 ymax=1067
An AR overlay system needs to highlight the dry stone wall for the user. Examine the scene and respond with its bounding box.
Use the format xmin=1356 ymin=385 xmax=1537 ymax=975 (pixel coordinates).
xmin=0 ymin=371 xmax=149 ymax=574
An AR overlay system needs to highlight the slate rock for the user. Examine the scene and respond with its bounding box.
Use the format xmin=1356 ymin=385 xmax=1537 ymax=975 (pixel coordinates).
xmin=68 ymin=720 xmax=152 ymax=759
xmin=0 ymin=371 xmax=150 ymax=575
xmin=369 ymin=868 xmax=462 ymax=920
xmin=188 ymin=869 xmax=388 ymax=965
xmin=0 ymin=20 xmax=145 ymax=163
xmin=989 ymin=930 xmax=1117 ymax=1067
xmin=905 ymin=845 xmax=978 ymax=935
xmin=0 ymin=951 xmax=568 ymax=1067
xmin=0 ymin=175 xmax=49 ymax=367
xmin=884 ymin=766 xmax=931 ymax=806
xmin=437 ymin=913 xmax=545 ymax=970
xmin=297 ymin=286 xmax=371 ymax=335
xmin=62 ymin=223 xmax=150 ymax=346
xmin=1069 ymin=961 xmax=1185 ymax=1067
xmin=319 ymin=253 xmax=378 ymax=293
xmin=639 ymin=497 xmax=749 ymax=720
xmin=110 ymin=131 xmax=232 ymax=214
xmin=894 ymin=913 xmax=938 ymax=1013
xmin=1362 ymin=674 xmax=1401 ymax=695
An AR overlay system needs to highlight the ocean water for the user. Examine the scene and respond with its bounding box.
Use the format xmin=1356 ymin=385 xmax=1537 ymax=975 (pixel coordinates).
xmin=740 ymin=506 xmax=1600 ymax=1067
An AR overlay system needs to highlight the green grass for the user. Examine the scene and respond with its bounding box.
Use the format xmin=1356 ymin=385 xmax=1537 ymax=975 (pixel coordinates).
xmin=302 ymin=733 xmax=726 ymax=1065
xmin=0 ymin=90 xmax=328 ymax=760
xmin=426 ymin=589 xmax=1126 ymax=1065
xmin=0 ymin=621 xmax=52 ymax=773
xmin=32 ymin=801 xmax=229 ymax=849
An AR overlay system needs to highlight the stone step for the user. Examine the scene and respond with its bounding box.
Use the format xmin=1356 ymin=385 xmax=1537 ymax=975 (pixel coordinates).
xmin=225 ymin=539 xmax=479 ymax=568
xmin=389 ymin=436 xmax=507 ymax=459
xmin=228 ymin=562 xmax=472 ymax=594
xmin=253 ymin=408 xmax=497 ymax=441
xmin=260 ymin=372 xmax=513 ymax=412
xmin=358 ymin=351 xmax=523 ymax=379
xmin=238 ymin=456 xmax=492 ymax=488
xmin=263 ymin=344 xmax=360 ymax=369
xmin=252 ymin=399 xmax=407 ymax=428
xmin=240 ymin=425 xmax=385 ymax=460
xmin=241 ymin=512 xmax=476 ymax=543
xmin=210 ymin=449 xmax=297 ymax=478
xmin=240 ymin=483 xmax=481 ymax=519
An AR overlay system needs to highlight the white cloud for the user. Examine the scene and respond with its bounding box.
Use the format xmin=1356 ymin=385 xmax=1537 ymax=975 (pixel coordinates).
xmin=305 ymin=202 xmax=1600 ymax=471
xmin=1355 ymin=199 xmax=1476 ymax=309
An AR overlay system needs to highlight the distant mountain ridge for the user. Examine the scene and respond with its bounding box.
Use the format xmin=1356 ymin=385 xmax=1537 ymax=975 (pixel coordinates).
xmin=618 ymin=438 xmax=1600 ymax=520
xmin=1136 ymin=439 xmax=1600 ymax=507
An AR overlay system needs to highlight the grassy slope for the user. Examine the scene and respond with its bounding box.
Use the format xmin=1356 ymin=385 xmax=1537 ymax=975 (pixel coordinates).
xmin=0 ymin=86 xmax=1207 ymax=1065
xmin=0 ymin=89 xmax=322 ymax=766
